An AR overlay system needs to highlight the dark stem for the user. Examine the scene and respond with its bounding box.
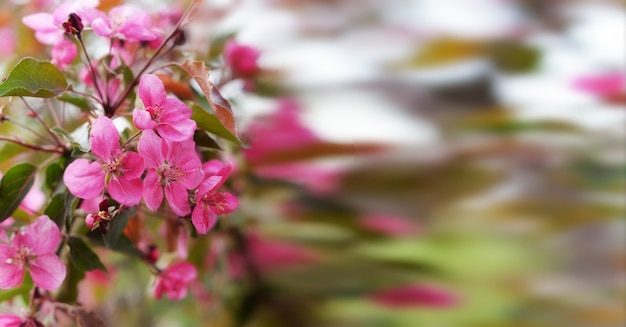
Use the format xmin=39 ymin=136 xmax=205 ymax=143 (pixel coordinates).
xmin=76 ymin=34 xmax=106 ymax=110
xmin=0 ymin=136 xmax=65 ymax=154
xmin=20 ymin=97 xmax=65 ymax=147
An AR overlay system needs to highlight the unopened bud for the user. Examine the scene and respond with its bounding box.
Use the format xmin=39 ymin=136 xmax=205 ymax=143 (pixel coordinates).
xmin=62 ymin=13 xmax=83 ymax=35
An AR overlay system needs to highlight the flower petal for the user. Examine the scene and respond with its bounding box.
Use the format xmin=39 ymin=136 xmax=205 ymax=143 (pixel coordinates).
xmin=197 ymin=175 xmax=222 ymax=195
xmin=133 ymin=108 xmax=157 ymax=131
xmin=120 ymin=151 xmax=145 ymax=180
xmin=165 ymin=182 xmax=190 ymax=216
xmin=143 ymin=170 xmax=163 ymax=212
xmin=156 ymin=119 xmax=196 ymax=142
xmin=29 ymin=254 xmax=67 ymax=290
xmin=19 ymin=216 xmax=60 ymax=255
xmin=161 ymin=98 xmax=192 ymax=121
xmin=91 ymin=116 xmax=120 ymax=161
xmin=139 ymin=74 xmax=166 ymax=108
xmin=63 ymin=159 xmax=105 ymax=199
xmin=0 ymin=245 xmax=23 ymax=289
xmin=91 ymin=17 xmax=113 ymax=37
xmin=191 ymin=204 xmax=216 ymax=234
xmin=137 ymin=130 xmax=165 ymax=168
xmin=108 ymin=176 xmax=143 ymax=206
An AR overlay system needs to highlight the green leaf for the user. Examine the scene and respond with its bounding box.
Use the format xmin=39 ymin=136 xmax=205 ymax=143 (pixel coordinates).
xmin=191 ymin=104 xmax=242 ymax=144
xmin=0 ymin=57 xmax=68 ymax=97
xmin=103 ymin=208 xmax=133 ymax=249
xmin=489 ymin=42 xmax=541 ymax=73
xmin=44 ymin=191 xmax=75 ymax=228
xmin=56 ymin=260 xmax=85 ymax=304
xmin=194 ymin=129 xmax=222 ymax=150
xmin=0 ymin=163 xmax=37 ymax=222
xmin=45 ymin=159 xmax=66 ymax=192
xmin=68 ymin=237 xmax=108 ymax=273
xmin=59 ymin=94 xmax=92 ymax=113
xmin=52 ymin=124 xmax=90 ymax=152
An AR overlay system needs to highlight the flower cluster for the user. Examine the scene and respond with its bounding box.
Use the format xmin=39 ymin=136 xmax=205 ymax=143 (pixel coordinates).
xmin=64 ymin=74 xmax=238 ymax=234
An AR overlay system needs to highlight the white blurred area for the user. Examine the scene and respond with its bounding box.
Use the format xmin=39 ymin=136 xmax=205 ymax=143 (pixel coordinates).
xmin=206 ymin=0 xmax=625 ymax=147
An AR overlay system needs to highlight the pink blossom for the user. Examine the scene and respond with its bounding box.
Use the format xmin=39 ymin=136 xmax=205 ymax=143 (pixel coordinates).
xmin=51 ymin=39 xmax=77 ymax=70
xmin=371 ymin=284 xmax=459 ymax=308
xmin=154 ymin=262 xmax=197 ymax=300
xmin=228 ymin=233 xmax=317 ymax=279
xmin=0 ymin=216 xmax=66 ymax=290
xmin=0 ymin=28 xmax=16 ymax=58
xmin=224 ymin=40 xmax=261 ymax=79
xmin=133 ymin=74 xmax=197 ymax=142
xmin=244 ymin=99 xmax=319 ymax=164
xmin=573 ymin=73 xmax=625 ymax=98
xmin=63 ymin=116 xmax=144 ymax=206
xmin=0 ymin=314 xmax=23 ymax=327
xmin=22 ymin=0 xmax=102 ymax=45
xmin=253 ymin=163 xmax=342 ymax=195
xmin=92 ymin=5 xmax=158 ymax=42
xmin=191 ymin=160 xmax=238 ymax=234
xmin=138 ymin=130 xmax=203 ymax=216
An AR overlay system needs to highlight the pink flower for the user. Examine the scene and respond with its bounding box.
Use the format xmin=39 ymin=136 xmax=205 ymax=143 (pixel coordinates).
xmin=0 ymin=28 xmax=16 ymax=58
xmin=51 ymin=39 xmax=77 ymax=70
xmin=0 ymin=216 xmax=66 ymax=290
xmin=154 ymin=262 xmax=197 ymax=300
xmin=133 ymin=74 xmax=197 ymax=142
xmin=0 ymin=314 xmax=24 ymax=327
xmin=191 ymin=161 xmax=238 ymax=234
xmin=63 ymin=116 xmax=144 ymax=206
xmin=371 ymin=284 xmax=459 ymax=308
xmin=138 ymin=130 xmax=203 ymax=216
xmin=573 ymin=73 xmax=625 ymax=98
xmin=22 ymin=0 xmax=102 ymax=45
xmin=92 ymin=5 xmax=158 ymax=42
xmin=244 ymin=99 xmax=319 ymax=164
xmin=224 ymin=40 xmax=261 ymax=79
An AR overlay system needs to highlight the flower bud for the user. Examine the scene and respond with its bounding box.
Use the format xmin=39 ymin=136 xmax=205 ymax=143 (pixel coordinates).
xmin=62 ymin=13 xmax=83 ymax=35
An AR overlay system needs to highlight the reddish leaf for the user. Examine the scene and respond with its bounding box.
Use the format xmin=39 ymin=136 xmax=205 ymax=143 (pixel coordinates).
xmin=180 ymin=59 xmax=240 ymax=142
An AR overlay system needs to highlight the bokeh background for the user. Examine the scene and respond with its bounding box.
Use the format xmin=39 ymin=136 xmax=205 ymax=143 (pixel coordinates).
xmin=1 ymin=0 xmax=625 ymax=326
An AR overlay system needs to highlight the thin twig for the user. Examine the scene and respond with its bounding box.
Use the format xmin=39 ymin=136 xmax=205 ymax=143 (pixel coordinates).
xmin=76 ymin=34 xmax=106 ymax=105
xmin=0 ymin=136 xmax=64 ymax=154
xmin=4 ymin=117 xmax=56 ymax=144
xmin=20 ymin=97 xmax=65 ymax=147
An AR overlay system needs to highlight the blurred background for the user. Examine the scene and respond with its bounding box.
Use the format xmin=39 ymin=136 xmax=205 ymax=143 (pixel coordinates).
xmin=1 ymin=0 xmax=625 ymax=326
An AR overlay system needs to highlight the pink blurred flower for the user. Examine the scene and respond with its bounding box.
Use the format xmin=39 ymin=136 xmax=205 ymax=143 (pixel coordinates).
xmin=50 ymin=39 xmax=77 ymax=70
xmin=0 ymin=314 xmax=23 ymax=327
xmin=138 ymin=130 xmax=203 ymax=216
xmin=229 ymin=234 xmax=317 ymax=279
xmin=191 ymin=160 xmax=238 ymax=234
xmin=0 ymin=28 xmax=16 ymax=58
xmin=92 ymin=4 xmax=158 ymax=42
xmin=371 ymin=284 xmax=459 ymax=308
xmin=360 ymin=214 xmax=419 ymax=237
xmin=244 ymin=98 xmax=319 ymax=164
xmin=154 ymin=262 xmax=197 ymax=300
xmin=0 ymin=216 xmax=66 ymax=290
xmin=224 ymin=40 xmax=261 ymax=79
xmin=133 ymin=74 xmax=196 ymax=142
xmin=573 ymin=73 xmax=625 ymax=98
xmin=63 ymin=116 xmax=144 ymax=206
xmin=254 ymin=164 xmax=342 ymax=195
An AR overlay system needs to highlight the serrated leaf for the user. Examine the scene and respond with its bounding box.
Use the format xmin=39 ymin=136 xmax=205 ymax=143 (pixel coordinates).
xmin=180 ymin=60 xmax=243 ymax=143
xmin=191 ymin=104 xmax=242 ymax=144
xmin=68 ymin=237 xmax=108 ymax=273
xmin=103 ymin=209 xmax=132 ymax=249
xmin=0 ymin=57 xmax=68 ymax=97
xmin=0 ymin=163 xmax=36 ymax=222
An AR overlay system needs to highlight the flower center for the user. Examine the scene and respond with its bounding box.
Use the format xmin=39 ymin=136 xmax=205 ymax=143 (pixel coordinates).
xmin=147 ymin=104 xmax=164 ymax=122
xmin=102 ymin=150 xmax=125 ymax=174
xmin=158 ymin=161 xmax=185 ymax=184
xmin=203 ymin=193 xmax=228 ymax=214
xmin=6 ymin=246 xmax=36 ymax=268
